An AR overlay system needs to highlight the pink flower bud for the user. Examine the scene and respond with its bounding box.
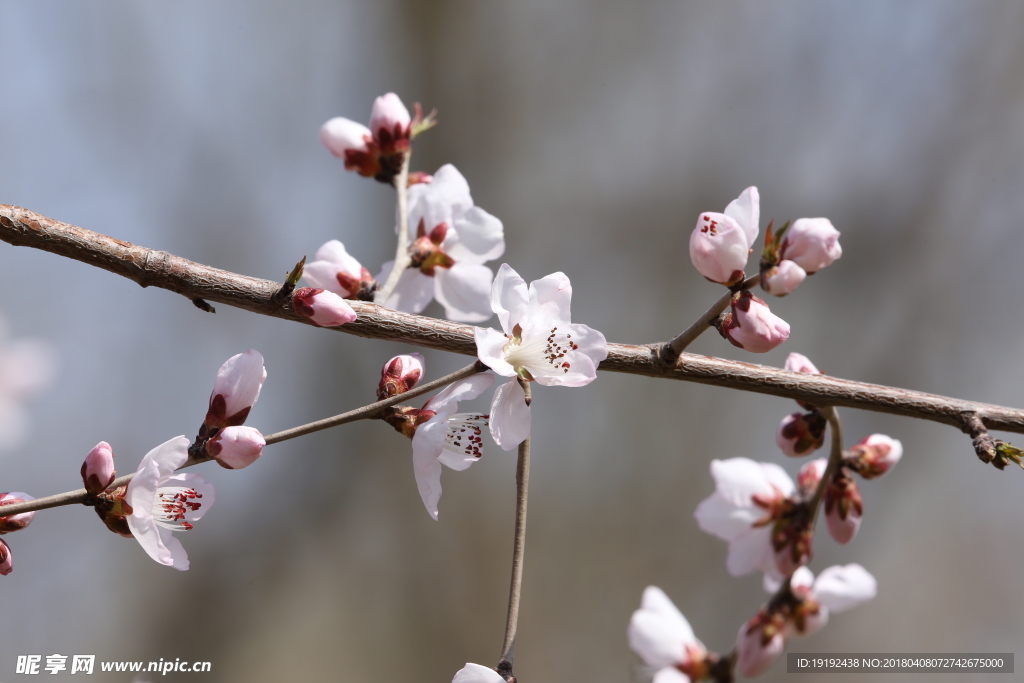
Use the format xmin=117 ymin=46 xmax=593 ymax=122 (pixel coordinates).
xmin=847 ymin=434 xmax=903 ymax=479
xmin=796 ymin=458 xmax=826 ymax=498
xmin=718 ymin=291 xmax=790 ymax=353
xmin=0 ymin=539 xmax=11 ymax=576
xmin=0 ymin=492 xmax=35 ymax=534
xmin=824 ymin=469 xmax=863 ymax=544
xmin=762 ymin=259 xmax=807 ymax=296
xmin=207 ymin=426 xmax=265 ymax=470
xmin=369 ymin=92 xmax=412 ymax=142
xmin=785 ymin=352 xmax=820 ymax=375
xmin=293 ymin=287 xmax=357 ymax=327
xmin=737 ymin=613 xmax=785 ymax=677
xmin=780 ymin=218 xmax=841 ymax=274
xmin=776 ymin=411 xmax=826 ymax=457
xmin=689 ymin=212 xmax=750 ymax=285
xmin=205 ymin=350 xmax=267 ymax=429
xmin=320 ymin=117 xmax=372 ymax=158
xmin=378 ymin=353 xmax=426 ymax=400
xmin=81 ymin=441 xmax=116 ymax=494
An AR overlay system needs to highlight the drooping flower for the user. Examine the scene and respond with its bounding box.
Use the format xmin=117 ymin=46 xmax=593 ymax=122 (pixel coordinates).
xmin=0 ymin=492 xmax=36 ymax=534
xmin=0 ymin=314 xmax=57 ymax=452
xmin=204 ymin=350 xmax=266 ymax=430
xmin=716 ymin=291 xmax=790 ymax=353
xmin=628 ymin=586 xmax=710 ymax=683
xmin=81 ymin=441 xmax=117 ymax=494
xmin=761 ymin=260 xmax=807 ymax=297
xmin=779 ymin=218 xmax=841 ymax=274
xmin=475 ymin=264 xmax=608 ymax=450
xmin=764 ymin=564 xmax=877 ymax=638
xmin=320 ymin=92 xmax=422 ymax=184
xmin=689 ymin=187 xmax=759 ymax=286
xmin=206 ymin=426 xmax=265 ymax=470
xmin=377 ymin=165 xmax=505 ymax=322
xmin=377 ymin=353 xmax=426 ymax=400
xmin=845 ymin=434 xmax=903 ymax=479
xmin=292 ymin=287 xmax=357 ymax=327
xmin=125 ymin=436 xmax=214 ymax=571
xmin=303 ymin=240 xmax=377 ymax=300
xmin=451 ymin=663 xmax=504 ymax=683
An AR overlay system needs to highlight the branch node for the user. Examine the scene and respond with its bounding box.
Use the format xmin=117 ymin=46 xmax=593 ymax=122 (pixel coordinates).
xmin=191 ymin=298 xmax=216 ymax=313
xmin=961 ymin=412 xmax=997 ymax=464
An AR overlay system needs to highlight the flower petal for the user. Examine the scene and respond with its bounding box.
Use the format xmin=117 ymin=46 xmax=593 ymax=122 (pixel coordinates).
xmin=422 ymin=374 xmax=496 ymax=418
xmin=446 ymin=207 xmax=505 ymax=264
xmin=376 ymin=261 xmax=435 ymax=314
xmin=726 ymin=527 xmax=777 ymax=578
xmin=528 ymin=323 xmax=607 ymax=388
xmin=408 ymin=164 xmax=473 ymax=232
xmin=490 ymin=379 xmax=531 ymax=451
xmin=161 ymin=473 xmax=215 ymax=522
xmin=524 ymin=271 xmax=572 ymax=328
xmin=474 ymin=327 xmax=517 ymax=378
xmin=628 ymin=586 xmax=696 ymax=667
xmin=653 ymin=669 xmax=691 ymax=683
xmin=693 ymin=492 xmax=763 ymax=541
xmin=412 ymin=420 xmax=445 ymax=520
xmin=451 ymin=663 xmax=504 ymax=683
xmin=724 ymin=186 xmax=760 ymax=245
xmin=490 ymin=264 xmax=529 ymax=335
xmin=812 ymin=564 xmax=877 ymax=613
xmin=212 ymin=352 xmax=266 ymax=420
xmin=434 ymin=264 xmax=495 ymax=322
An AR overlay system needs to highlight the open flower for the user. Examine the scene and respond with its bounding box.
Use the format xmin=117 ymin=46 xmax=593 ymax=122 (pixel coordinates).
xmin=628 ymin=586 xmax=709 ymax=683
xmin=764 ymin=564 xmax=877 ymax=638
xmin=410 ymin=373 xmax=495 ymax=520
xmin=475 ymin=264 xmax=608 ymax=450
xmin=204 ymin=350 xmax=266 ymax=430
xmin=377 ymin=165 xmax=505 ymax=322
xmin=303 ymin=240 xmax=377 ymax=300
xmin=689 ymin=187 xmax=759 ymax=286
xmin=451 ymin=663 xmax=504 ymax=683
xmin=125 ymin=436 xmax=214 ymax=571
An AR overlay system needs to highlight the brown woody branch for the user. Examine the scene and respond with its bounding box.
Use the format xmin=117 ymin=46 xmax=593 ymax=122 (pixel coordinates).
xmin=2 ymin=204 xmax=1023 ymax=435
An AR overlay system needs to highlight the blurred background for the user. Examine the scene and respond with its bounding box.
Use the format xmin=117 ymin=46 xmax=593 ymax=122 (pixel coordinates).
xmin=1 ymin=1 xmax=1024 ymax=681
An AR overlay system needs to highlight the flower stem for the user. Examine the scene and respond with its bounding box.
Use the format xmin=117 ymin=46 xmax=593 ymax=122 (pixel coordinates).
xmin=499 ymin=381 xmax=532 ymax=671
xmin=660 ymin=274 xmax=761 ymax=365
xmin=807 ymin=406 xmax=844 ymax=526
xmin=374 ymin=150 xmax=413 ymax=306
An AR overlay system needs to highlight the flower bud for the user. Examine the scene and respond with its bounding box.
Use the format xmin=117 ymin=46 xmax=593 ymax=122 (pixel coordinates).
xmin=784 ymin=352 xmax=820 ymax=375
xmin=718 ymin=291 xmax=790 ymax=353
xmin=779 ymin=218 xmax=841 ymax=274
xmin=0 ymin=492 xmax=35 ymax=534
xmin=737 ymin=612 xmax=786 ymax=677
xmin=293 ymin=287 xmax=357 ymax=327
xmin=205 ymin=350 xmax=267 ymax=429
xmin=207 ymin=426 xmax=265 ymax=470
xmin=81 ymin=441 xmax=116 ymax=494
xmin=846 ymin=434 xmax=903 ymax=479
xmin=776 ymin=411 xmax=826 ymax=457
xmin=824 ymin=468 xmax=863 ymax=544
xmin=796 ymin=458 xmax=827 ymax=498
xmin=689 ymin=212 xmax=750 ymax=285
xmin=0 ymin=539 xmax=12 ymax=576
xmin=319 ymin=117 xmax=372 ymax=159
xmin=369 ymin=92 xmax=412 ymax=144
xmin=377 ymin=353 xmax=426 ymax=400
xmin=762 ymin=259 xmax=807 ymax=296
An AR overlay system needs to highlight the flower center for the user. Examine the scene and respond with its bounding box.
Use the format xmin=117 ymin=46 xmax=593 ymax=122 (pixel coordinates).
xmin=153 ymin=486 xmax=204 ymax=532
xmin=444 ymin=413 xmax=489 ymax=458
xmin=503 ymin=326 xmax=580 ymax=378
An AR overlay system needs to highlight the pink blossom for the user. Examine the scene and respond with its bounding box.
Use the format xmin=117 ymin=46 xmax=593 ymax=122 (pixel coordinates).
xmin=369 ymin=93 xmax=412 ymax=143
xmin=205 ymin=350 xmax=266 ymax=429
xmin=628 ymin=586 xmax=709 ymax=683
xmin=784 ymin=353 xmax=820 ymax=375
xmin=320 ymin=117 xmax=371 ymax=159
xmin=0 ymin=492 xmax=35 ymax=534
xmin=776 ymin=412 xmax=826 ymax=457
xmin=378 ymin=353 xmax=426 ymax=400
xmin=768 ymin=564 xmax=878 ymax=637
xmin=762 ymin=260 xmax=807 ymax=296
xmin=824 ymin=469 xmax=863 ymax=544
xmin=846 ymin=434 xmax=903 ymax=479
xmin=207 ymin=426 xmax=265 ymax=470
xmin=796 ymin=458 xmax=826 ymax=498
xmin=780 ymin=218 xmax=842 ymax=274
xmin=718 ymin=291 xmax=790 ymax=353
xmin=81 ymin=441 xmax=116 ymax=494
xmin=125 ymin=436 xmax=214 ymax=571
xmin=0 ymin=539 xmax=11 ymax=576
xmin=319 ymin=92 xmax=415 ymax=183
xmin=303 ymin=240 xmax=377 ymax=300
xmin=475 ymin=264 xmax=608 ymax=450
xmin=292 ymin=287 xmax=357 ymax=327
xmin=451 ymin=663 xmax=504 ymax=683
xmin=736 ymin=612 xmax=785 ymax=677
xmin=688 ymin=187 xmax=759 ymax=286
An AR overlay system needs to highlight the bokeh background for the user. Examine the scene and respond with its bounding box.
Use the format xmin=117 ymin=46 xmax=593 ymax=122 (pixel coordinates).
xmin=2 ymin=1 xmax=1024 ymax=681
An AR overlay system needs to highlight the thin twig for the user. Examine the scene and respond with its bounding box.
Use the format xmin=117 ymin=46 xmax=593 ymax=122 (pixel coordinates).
xmin=807 ymin=406 xmax=844 ymax=524
xmin=660 ymin=274 xmax=760 ymax=365
xmin=499 ymin=381 xmax=532 ymax=670
xmin=0 ymin=362 xmax=485 ymax=519
xmin=374 ymin=151 xmax=412 ymax=305
xmin=3 ymin=206 xmax=1024 ymax=433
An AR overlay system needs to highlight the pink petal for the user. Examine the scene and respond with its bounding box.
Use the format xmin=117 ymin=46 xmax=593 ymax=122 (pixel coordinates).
xmin=451 ymin=663 xmax=504 ymax=683
xmin=319 ymin=117 xmax=371 ymax=157
xmin=422 ymin=374 xmax=496 ymax=418
xmin=628 ymin=586 xmax=698 ymax=668
xmin=724 ymin=186 xmax=760 ymax=245
xmin=812 ymin=564 xmax=877 ymax=613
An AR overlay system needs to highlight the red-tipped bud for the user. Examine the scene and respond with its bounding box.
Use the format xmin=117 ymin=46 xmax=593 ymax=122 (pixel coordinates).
xmin=824 ymin=468 xmax=863 ymax=544
xmin=0 ymin=539 xmax=12 ymax=576
xmin=377 ymin=353 xmax=425 ymax=400
xmin=0 ymin=493 xmax=35 ymax=534
xmin=846 ymin=434 xmax=903 ymax=479
xmin=369 ymin=93 xmax=412 ymax=150
xmin=776 ymin=411 xmax=827 ymax=457
xmin=81 ymin=441 xmax=116 ymax=494
xmin=293 ymin=287 xmax=357 ymax=327
xmin=205 ymin=350 xmax=267 ymax=429
xmin=717 ymin=291 xmax=790 ymax=353
xmin=207 ymin=426 xmax=265 ymax=470
xmin=737 ymin=611 xmax=786 ymax=677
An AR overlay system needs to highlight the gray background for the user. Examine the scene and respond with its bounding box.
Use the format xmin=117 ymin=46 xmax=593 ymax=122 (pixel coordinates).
xmin=1 ymin=1 xmax=1023 ymax=681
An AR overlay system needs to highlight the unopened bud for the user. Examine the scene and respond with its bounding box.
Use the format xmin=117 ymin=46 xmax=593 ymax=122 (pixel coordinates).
xmin=320 ymin=117 xmax=372 ymax=159
xmin=736 ymin=612 xmax=786 ymax=677
xmin=378 ymin=353 xmax=426 ymax=400
xmin=293 ymin=287 xmax=357 ymax=327
xmin=785 ymin=352 xmax=821 ymax=375
xmin=689 ymin=212 xmax=750 ymax=286
xmin=824 ymin=468 xmax=863 ymax=545
xmin=81 ymin=441 xmax=116 ymax=494
xmin=777 ymin=411 xmax=827 ymax=457
xmin=762 ymin=259 xmax=807 ymax=296
xmin=0 ymin=493 xmax=35 ymax=534
xmin=207 ymin=426 xmax=266 ymax=470
xmin=717 ymin=291 xmax=790 ymax=353
xmin=779 ymin=218 xmax=841 ymax=274
xmin=369 ymin=92 xmax=412 ymax=146
xmin=0 ymin=539 xmax=11 ymax=576
xmin=796 ymin=458 xmax=827 ymax=498
xmin=846 ymin=434 xmax=903 ymax=479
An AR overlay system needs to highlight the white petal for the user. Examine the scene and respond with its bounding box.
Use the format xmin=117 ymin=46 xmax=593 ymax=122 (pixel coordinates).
xmin=724 ymin=186 xmax=760 ymax=245
xmin=790 ymin=566 xmax=816 ymax=593
xmin=408 ymin=164 xmax=472 ymax=232
xmin=709 ymin=458 xmax=792 ymax=507
xmin=422 ymin=373 xmax=495 ymax=417
xmin=812 ymin=564 xmax=877 ymax=613
xmin=302 ymin=261 xmax=349 ymax=295
xmin=725 ymin=527 xmax=775 ymax=577
xmin=451 ymin=663 xmax=504 ymax=683
xmin=474 ymin=327 xmax=517 ymax=377
xmin=628 ymin=586 xmax=694 ymax=667
xmin=524 ymin=271 xmax=572 ymax=328
xmin=213 ymin=351 xmax=266 ymax=419
xmin=411 ymin=420 xmax=445 ymax=520
xmin=528 ymin=323 xmax=607 ymax=388
xmin=162 ymin=531 xmax=190 ymax=571
xmin=445 ymin=207 xmax=505 ymax=263
xmin=428 ymin=164 xmax=474 ymax=217
xmin=161 ymin=473 xmax=215 ymax=522
xmin=490 ymin=379 xmax=531 ymax=451
xmin=376 ymin=261 xmax=435 ymax=314
xmin=653 ymin=669 xmax=690 ymax=683
xmin=693 ymin=492 xmax=762 ymax=541
xmin=491 ymin=264 xmax=529 ymax=335
xmin=435 ymin=264 xmax=494 ymax=322
xmin=126 ymin=513 xmax=174 ymax=566
xmin=314 ymin=239 xmax=363 ymax=275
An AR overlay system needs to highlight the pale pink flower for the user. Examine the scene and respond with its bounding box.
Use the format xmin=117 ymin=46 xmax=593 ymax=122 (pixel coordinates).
xmin=766 ymin=564 xmax=878 ymax=637
xmin=377 ymin=165 xmax=505 ymax=322
xmin=736 ymin=613 xmax=786 ymax=677
xmin=303 ymin=240 xmax=377 ymax=300
xmin=378 ymin=353 xmax=426 ymax=399
xmin=780 ymin=218 xmax=841 ymax=274
xmin=718 ymin=292 xmax=790 ymax=353
xmin=205 ymin=350 xmax=266 ymax=429
xmin=411 ymin=373 xmax=495 ymax=519
xmin=369 ymin=92 xmax=412 ymax=142
xmin=293 ymin=287 xmax=358 ymax=327
xmin=451 ymin=663 xmax=504 ymax=683
xmin=776 ymin=412 xmax=826 ymax=457
xmin=784 ymin=353 xmax=820 ymax=375
xmin=320 ymin=117 xmax=372 ymax=159
xmin=762 ymin=260 xmax=807 ymax=296
xmin=475 ymin=264 xmax=608 ymax=450
xmin=846 ymin=434 xmax=903 ymax=479
xmin=207 ymin=426 xmax=265 ymax=470
xmin=0 ymin=492 xmax=35 ymax=534
xmin=628 ymin=586 xmax=709 ymax=683
xmin=81 ymin=441 xmax=116 ymax=494
xmin=689 ymin=187 xmax=759 ymax=286
xmin=0 ymin=539 xmax=10 ymax=576
xmin=694 ymin=458 xmax=794 ymax=578
xmin=125 ymin=436 xmax=214 ymax=571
